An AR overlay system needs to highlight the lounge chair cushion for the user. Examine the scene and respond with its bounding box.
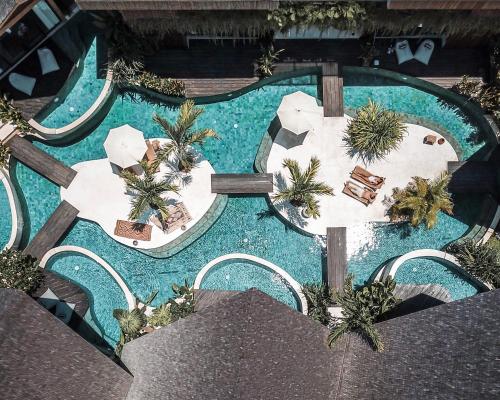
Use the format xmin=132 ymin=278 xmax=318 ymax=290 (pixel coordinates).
xmin=395 ymin=40 xmax=413 ymax=65
xmin=8 ymin=72 xmax=36 ymax=95
xmin=414 ymin=39 xmax=435 ymax=66
xmin=37 ymin=47 xmax=60 ymax=75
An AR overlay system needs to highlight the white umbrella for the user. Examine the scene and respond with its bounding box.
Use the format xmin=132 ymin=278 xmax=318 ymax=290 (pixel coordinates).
xmin=276 ymin=91 xmax=321 ymax=147
xmin=103 ymin=124 xmax=147 ymax=169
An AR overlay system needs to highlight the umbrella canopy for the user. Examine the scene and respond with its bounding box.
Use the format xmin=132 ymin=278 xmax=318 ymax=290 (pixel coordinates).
xmin=277 ymin=91 xmax=320 ymax=137
xmin=104 ymin=124 xmax=147 ymax=169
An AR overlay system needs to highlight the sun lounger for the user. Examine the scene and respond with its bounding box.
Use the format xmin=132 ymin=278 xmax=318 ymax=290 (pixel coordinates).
xmin=343 ymin=181 xmax=377 ymax=206
xmin=37 ymin=47 xmax=60 ymax=75
xmin=414 ymin=39 xmax=435 ymax=65
xmin=351 ymin=165 xmax=385 ymax=190
xmin=150 ymin=202 xmax=192 ymax=234
xmin=395 ymin=40 xmax=413 ymax=65
xmin=114 ymin=220 xmax=152 ymax=241
xmin=8 ymin=72 xmax=36 ymax=95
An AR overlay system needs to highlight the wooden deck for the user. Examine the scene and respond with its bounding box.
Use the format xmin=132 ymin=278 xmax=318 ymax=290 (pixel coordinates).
xmin=32 ymin=270 xmax=89 ymax=326
xmin=322 ymin=63 xmax=344 ymax=117
xmin=211 ymin=173 xmax=274 ymax=194
xmin=326 ymin=227 xmax=347 ymax=291
xmin=7 ymin=135 xmax=77 ymax=188
xmin=24 ymin=200 xmax=79 ymax=260
xmin=448 ymin=161 xmax=497 ymax=194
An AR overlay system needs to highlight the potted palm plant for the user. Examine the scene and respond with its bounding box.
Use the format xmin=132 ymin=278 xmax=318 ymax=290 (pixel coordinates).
xmin=152 ymin=100 xmax=219 ymax=173
xmin=344 ymin=99 xmax=406 ymax=161
xmin=121 ymin=161 xmax=180 ymax=221
xmin=388 ymin=171 xmax=453 ymax=229
xmin=272 ymin=157 xmax=333 ymax=219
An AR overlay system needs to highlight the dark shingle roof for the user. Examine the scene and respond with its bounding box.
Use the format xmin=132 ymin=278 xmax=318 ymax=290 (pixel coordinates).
xmin=122 ymin=289 xmax=346 ymax=400
xmin=337 ymin=289 xmax=500 ymax=400
xmin=0 ymin=289 xmax=132 ymax=400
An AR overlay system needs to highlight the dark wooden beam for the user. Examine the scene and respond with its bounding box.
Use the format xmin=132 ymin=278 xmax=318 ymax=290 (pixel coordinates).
xmin=322 ymin=63 xmax=344 ymax=117
xmin=7 ymin=135 xmax=77 ymax=188
xmin=326 ymin=227 xmax=347 ymax=291
xmin=211 ymin=173 xmax=273 ymax=194
xmin=24 ymin=200 xmax=79 ymax=260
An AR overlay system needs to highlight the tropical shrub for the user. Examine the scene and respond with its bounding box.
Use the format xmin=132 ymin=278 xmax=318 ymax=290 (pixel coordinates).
xmin=256 ymin=45 xmax=284 ymax=77
xmin=137 ymin=72 xmax=186 ymax=97
xmin=328 ymin=275 xmax=399 ymax=352
xmin=0 ymin=249 xmax=42 ymax=294
xmin=109 ymin=58 xmax=144 ymax=86
xmin=121 ymin=161 xmax=179 ymax=221
xmin=153 ymin=100 xmax=219 ymax=172
xmin=448 ymin=240 xmax=500 ymax=288
xmin=0 ymin=143 xmax=9 ymax=169
xmin=344 ymin=100 xmax=406 ymax=161
xmin=302 ymin=283 xmax=334 ymax=325
xmin=267 ymin=2 xmax=367 ymax=31
xmin=147 ymin=303 xmax=172 ymax=327
xmin=272 ymin=157 xmax=333 ymax=218
xmin=388 ymin=172 xmax=453 ymax=229
xmin=0 ymin=94 xmax=31 ymax=134
xmin=452 ymin=75 xmax=499 ymax=115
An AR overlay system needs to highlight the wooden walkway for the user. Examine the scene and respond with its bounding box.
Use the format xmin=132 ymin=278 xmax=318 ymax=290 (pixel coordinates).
xmin=211 ymin=173 xmax=273 ymax=194
xmin=322 ymin=63 xmax=344 ymax=117
xmin=7 ymin=135 xmax=77 ymax=188
xmin=387 ymin=284 xmax=452 ymax=318
xmin=448 ymin=161 xmax=497 ymax=194
xmin=326 ymin=227 xmax=347 ymax=290
xmin=24 ymin=200 xmax=79 ymax=260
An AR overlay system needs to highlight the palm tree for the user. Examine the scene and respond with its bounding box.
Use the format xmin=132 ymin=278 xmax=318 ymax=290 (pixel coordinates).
xmin=272 ymin=157 xmax=333 ymax=218
xmin=301 ymin=282 xmax=334 ymax=326
xmin=153 ymin=100 xmax=219 ymax=172
xmin=121 ymin=161 xmax=179 ymax=221
xmin=328 ymin=275 xmax=399 ymax=352
xmin=388 ymin=171 xmax=453 ymax=229
xmin=0 ymin=143 xmax=9 ymax=169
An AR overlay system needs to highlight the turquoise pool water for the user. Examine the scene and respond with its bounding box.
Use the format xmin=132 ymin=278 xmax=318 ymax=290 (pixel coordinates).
xmin=199 ymin=260 xmax=300 ymax=310
xmin=11 ymin=62 xmax=488 ymax=343
xmin=41 ymin=39 xmax=105 ymax=128
xmin=46 ymin=253 xmax=128 ymax=345
xmin=394 ymin=258 xmax=478 ymax=300
xmin=0 ymin=179 xmax=12 ymax=248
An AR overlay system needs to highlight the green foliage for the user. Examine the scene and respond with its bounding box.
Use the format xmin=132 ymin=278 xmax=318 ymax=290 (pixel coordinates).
xmin=109 ymin=58 xmax=144 ymax=86
xmin=121 ymin=161 xmax=180 ymax=221
xmin=256 ymin=45 xmax=284 ymax=78
xmin=0 ymin=143 xmax=9 ymax=169
xmin=452 ymin=75 xmax=499 ymax=115
xmin=302 ymin=283 xmax=334 ymax=325
xmin=328 ymin=275 xmax=399 ymax=352
xmin=448 ymin=240 xmax=500 ymax=288
xmin=137 ymin=72 xmax=186 ymax=97
xmin=147 ymin=279 xmax=196 ymax=328
xmin=344 ymin=100 xmax=406 ymax=161
xmin=0 ymin=249 xmax=42 ymax=294
xmin=153 ymin=100 xmax=219 ymax=172
xmin=268 ymin=1 xmax=367 ymax=31
xmin=272 ymin=157 xmax=333 ymax=218
xmin=0 ymin=94 xmax=31 ymax=134
xmin=389 ymin=172 xmax=453 ymax=229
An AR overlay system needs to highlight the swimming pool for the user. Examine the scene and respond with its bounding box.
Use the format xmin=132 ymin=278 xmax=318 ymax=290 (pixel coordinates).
xmin=10 ymin=45 xmax=492 ymax=343
xmin=0 ymin=178 xmax=12 ymax=249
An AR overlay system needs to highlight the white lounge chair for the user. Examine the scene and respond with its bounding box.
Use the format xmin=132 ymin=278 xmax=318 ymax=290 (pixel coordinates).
xmin=8 ymin=72 xmax=36 ymax=95
xmin=414 ymin=39 xmax=435 ymax=65
xmin=37 ymin=47 xmax=60 ymax=75
xmin=395 ymin=40 xmax=413 ymax=65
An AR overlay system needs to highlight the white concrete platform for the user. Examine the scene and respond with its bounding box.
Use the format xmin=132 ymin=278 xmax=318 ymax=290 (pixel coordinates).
xmin=267 ymin=114 xmax=458 ymax=235
xmin=61 ymin=138 xmax=217 ymax=249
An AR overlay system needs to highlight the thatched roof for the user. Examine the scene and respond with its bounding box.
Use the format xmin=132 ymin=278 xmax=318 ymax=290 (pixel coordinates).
xmin=0 ymin=289 xmax=132 ymax=400
xmin=75 ymin=0 xmax=279 ymax=11
xmin=122 ymin=288 xmax=500 ymax=400
xmin=0 ymin=0 xmax=17 ymax=25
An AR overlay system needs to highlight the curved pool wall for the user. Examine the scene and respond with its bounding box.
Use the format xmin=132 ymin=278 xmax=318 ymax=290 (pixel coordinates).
xmin=13 ymin=66 xmax=497 ymax=340
xmin=194 ymin=253 xmax=308 ymax=314
xmin=0 ymin=166 xmax=23 ymax=250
